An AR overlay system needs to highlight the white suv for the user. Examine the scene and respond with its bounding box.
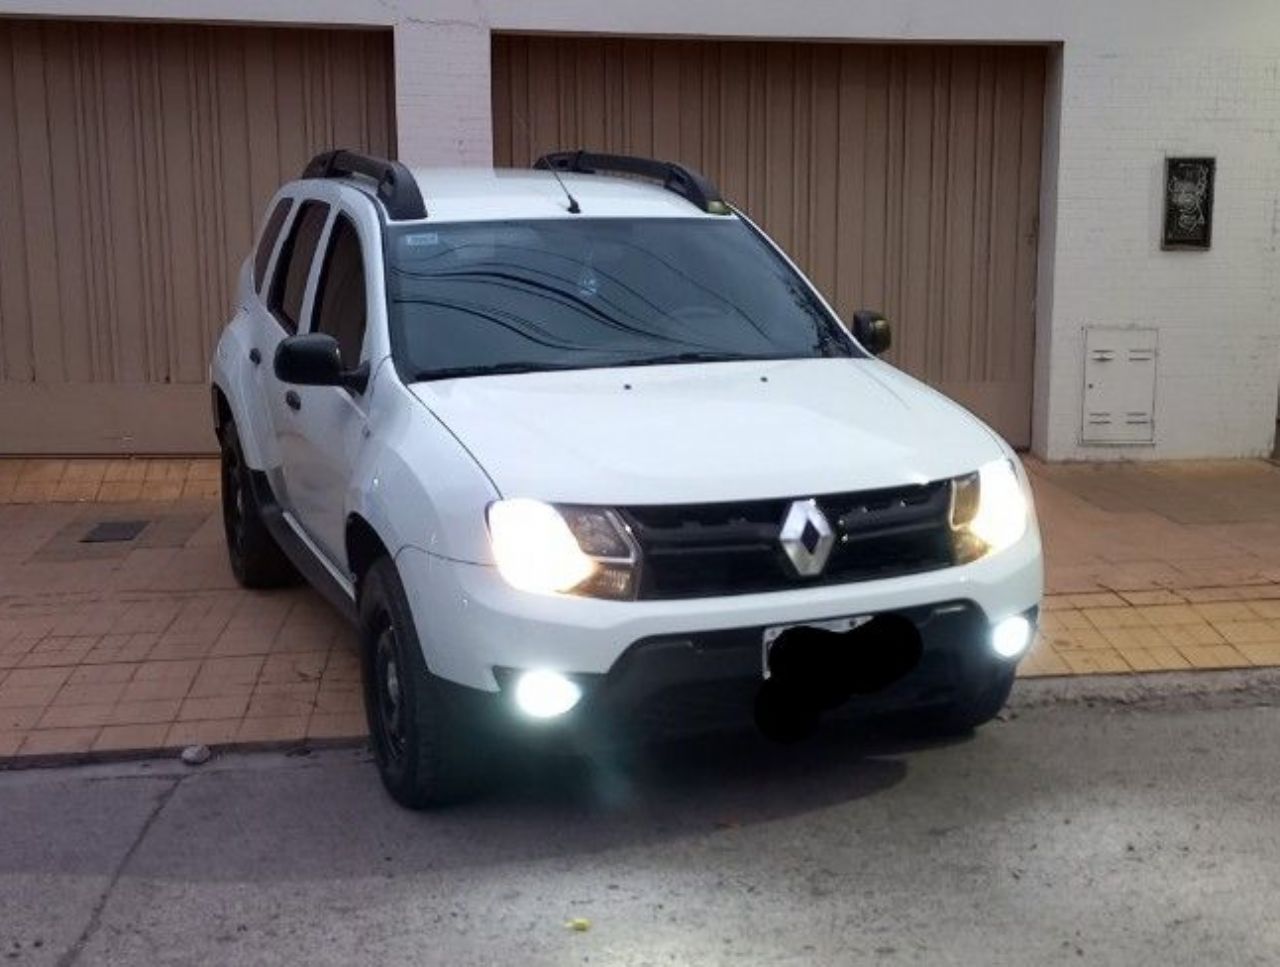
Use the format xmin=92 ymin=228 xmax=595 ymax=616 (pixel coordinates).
xmin=211 ymin=150 xmax=1042 ymax=808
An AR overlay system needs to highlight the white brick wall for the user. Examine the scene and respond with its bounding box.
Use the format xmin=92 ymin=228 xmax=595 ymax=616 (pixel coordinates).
xmin=1039 ymin=43 xmax=1280 ymax=459
xmin=393 ymin=16 xmax=492 ymax=167
xmin=3 ymin=0 xmax=1280 ymax=460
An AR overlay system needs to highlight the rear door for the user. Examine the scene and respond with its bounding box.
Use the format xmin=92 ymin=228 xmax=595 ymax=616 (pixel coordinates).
xmin=239 ymin=195 xmax=295 ymax=477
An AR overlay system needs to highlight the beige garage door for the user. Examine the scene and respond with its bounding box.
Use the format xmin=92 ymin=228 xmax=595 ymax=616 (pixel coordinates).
xmin=493 ymin=37 xmax=1045 ymax=447
xmin=0 ymin=19 xmax=394 ymax=454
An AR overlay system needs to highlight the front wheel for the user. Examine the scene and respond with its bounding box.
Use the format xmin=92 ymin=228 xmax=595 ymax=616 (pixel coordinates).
xmin=359 ymin=558 xmax=490 ymax=808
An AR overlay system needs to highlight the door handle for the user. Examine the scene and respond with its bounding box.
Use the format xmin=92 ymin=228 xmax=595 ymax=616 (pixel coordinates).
xmin=285 ymin=390 xmax=301 ymax=411
xmin=249 ymin=348 xmax=261 ymax=366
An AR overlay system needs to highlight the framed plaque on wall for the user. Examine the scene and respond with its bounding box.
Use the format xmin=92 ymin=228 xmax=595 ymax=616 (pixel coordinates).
xmin=1162 ymin=157 xmax=1215 ymax=250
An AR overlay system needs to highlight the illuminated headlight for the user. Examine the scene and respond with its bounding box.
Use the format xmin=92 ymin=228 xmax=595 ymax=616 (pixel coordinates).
xmin=513 ymin=669 xmax=582 ymax=718
xmin=951 ymin=459 xmax=1030 ymax=562
xmin=486 ymin=499 xmax=639 ymax=599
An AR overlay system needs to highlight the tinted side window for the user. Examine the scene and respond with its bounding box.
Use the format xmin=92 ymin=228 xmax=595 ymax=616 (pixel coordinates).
xmin=268 ymin=201 xmax=329 ymax=333
xmin=253 ymin=199 xmax=292 ymax=291
xmin=312 ymin=216 xmax=368 ymax=366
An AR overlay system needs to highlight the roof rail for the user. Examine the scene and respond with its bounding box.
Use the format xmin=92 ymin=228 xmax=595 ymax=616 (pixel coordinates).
xmin=533 ymin=151 xmax=730 ymax=215
xmin=302 ymin=149 xmax=427 ymax=220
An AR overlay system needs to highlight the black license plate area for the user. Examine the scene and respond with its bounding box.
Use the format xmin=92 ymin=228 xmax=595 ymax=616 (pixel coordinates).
xmin=762 ymin=613 xmax=924 ymax=698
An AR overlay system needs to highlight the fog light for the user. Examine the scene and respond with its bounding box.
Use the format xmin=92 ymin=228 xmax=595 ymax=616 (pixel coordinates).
xmin=513 ymin=670 xmax=582 ymax=719
xmin=991 ymin=615 xmax=1033 ymax=659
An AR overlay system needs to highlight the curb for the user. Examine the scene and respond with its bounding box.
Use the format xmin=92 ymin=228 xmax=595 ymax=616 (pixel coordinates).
xmin=0 ymin=734 xmax=367 ymax=773
xmin=3 ymin=669 xmax=1279 ymax=772
xmin=1011 ymin=666 xmax=1280 ymax=709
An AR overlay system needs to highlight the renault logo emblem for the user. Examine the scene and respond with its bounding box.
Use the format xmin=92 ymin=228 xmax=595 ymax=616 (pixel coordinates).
xmin=779 ymin=499 xmax=835 ymax=577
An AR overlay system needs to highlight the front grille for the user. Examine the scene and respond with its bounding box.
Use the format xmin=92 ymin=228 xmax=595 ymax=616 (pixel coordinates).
xmin=621 ymin=480 xmax=956 ymax=600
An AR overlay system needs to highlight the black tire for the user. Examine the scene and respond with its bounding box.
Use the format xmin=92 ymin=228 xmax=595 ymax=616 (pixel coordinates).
xmin=919 ymin=662 xmax=1017 ymax=736
xmin=359 ymin=557 xmax=490 ymax=808
xmin=218 ymin=417 xmax=297 ymax=589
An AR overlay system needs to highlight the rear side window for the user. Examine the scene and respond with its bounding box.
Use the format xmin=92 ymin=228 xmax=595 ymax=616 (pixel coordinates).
xmin=268 ymin=201 xmax=330 ymax=333
xmin=311 ymin=216 xmax=368 ymax=366
xmin=253 ymin=199 xmax=293 ymax=291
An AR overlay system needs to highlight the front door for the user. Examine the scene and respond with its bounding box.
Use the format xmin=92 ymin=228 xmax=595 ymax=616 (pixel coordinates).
xmin=276 ymin=211 xmax=373 ymax=566
xmin=261 ymin=198 xmax=332 ymax=507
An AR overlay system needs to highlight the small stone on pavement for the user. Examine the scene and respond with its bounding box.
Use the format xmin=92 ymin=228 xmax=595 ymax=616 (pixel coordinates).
xmin=180 ymin=744 xmax=212 ymax=766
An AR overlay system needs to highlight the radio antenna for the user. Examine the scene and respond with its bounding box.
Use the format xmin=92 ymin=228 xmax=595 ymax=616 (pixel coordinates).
xmin=511 ymin=105 xmax=580 ymax=214
xmin=548 ymin=163 xmax=582 ymax=215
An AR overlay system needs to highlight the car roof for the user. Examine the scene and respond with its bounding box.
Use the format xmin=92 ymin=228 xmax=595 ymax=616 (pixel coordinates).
xmin=377 ymin=167 xmax=733 ymax=223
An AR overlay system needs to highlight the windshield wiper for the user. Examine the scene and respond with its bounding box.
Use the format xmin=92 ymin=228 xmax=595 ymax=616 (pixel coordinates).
xmin=608 ymin=351 xmax=758 ymax=368
xmin=411 ymin=361 xmax=581 ymax=382
xmin=412 ymin=352 xmax=767 ymax=382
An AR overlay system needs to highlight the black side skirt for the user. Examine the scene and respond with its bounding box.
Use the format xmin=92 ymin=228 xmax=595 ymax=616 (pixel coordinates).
xmin=248 ymin=469 xmax=359 ymax=626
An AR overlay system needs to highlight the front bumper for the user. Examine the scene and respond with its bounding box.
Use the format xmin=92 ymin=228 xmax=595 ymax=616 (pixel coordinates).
xmin=507 ymin=601 xmax=1032 ymax=740
xmin=394 ymin=524 xmax=1042 ymax=706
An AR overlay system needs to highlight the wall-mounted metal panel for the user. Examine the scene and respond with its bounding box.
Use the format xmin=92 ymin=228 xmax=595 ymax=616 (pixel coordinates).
xmin=493 ymin=36 xmax=1046 ymax=447
xmin=1081 ymin=327 xmax=1158 ymax=444
xmin=0 ymin=20 xmax=394 ymax=453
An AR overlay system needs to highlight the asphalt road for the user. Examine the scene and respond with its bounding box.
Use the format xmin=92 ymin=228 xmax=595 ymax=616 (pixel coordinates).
xmin=2 ymin=683 xmax=1278 ymax=966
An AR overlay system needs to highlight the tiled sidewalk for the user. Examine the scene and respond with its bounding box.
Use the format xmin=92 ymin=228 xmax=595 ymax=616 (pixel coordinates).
xmin=1025 ymin=591 xmax=1280 ymax=677
xmin=4 ymin=456 xmax=1280 ymax=761
xmin=0 ymin=458 xmax=219 ymax=504
xmin=0 ymin=590 xmax=363 ymax=758
xmin=1022 ymin=458 xmax=1280 ymax=676
xmin=0 ymin=493 xmax=363 ymax=759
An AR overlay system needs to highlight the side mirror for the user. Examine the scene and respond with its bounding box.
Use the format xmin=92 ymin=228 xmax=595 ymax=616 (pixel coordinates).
xmin=274 ymin=333 xmax=369 ymax=393
xmin=274 ymin=333 xmax=343 ymax=386
xmin=851 ymin=310 xmax=892 ymax=356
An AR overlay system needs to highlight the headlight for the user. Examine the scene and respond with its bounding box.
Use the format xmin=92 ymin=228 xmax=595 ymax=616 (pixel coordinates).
xmin=950 ymin=459 xmax=1029 ymax=561
xmin=486 ymin=499 xmax=639 ymax=599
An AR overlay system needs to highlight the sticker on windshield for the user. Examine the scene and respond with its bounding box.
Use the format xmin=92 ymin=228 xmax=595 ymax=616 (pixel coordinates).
xmin=404 ymin=232 xmax=439 ymax=248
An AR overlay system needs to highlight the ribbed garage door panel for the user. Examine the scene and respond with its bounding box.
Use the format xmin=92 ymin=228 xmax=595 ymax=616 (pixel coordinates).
xmin=493 ymin=37 xmax=1044 ymax=446
xmin=0 ymin=20 xmax=393 ymax=453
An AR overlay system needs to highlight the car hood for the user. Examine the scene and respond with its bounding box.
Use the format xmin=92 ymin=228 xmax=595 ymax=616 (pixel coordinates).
xmin=409 ymin=358 xmax=1006 ymax=505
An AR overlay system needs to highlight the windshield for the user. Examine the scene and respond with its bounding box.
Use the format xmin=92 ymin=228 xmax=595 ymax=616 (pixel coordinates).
xmin=386 ymin=218 xmax=860 ymax=381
